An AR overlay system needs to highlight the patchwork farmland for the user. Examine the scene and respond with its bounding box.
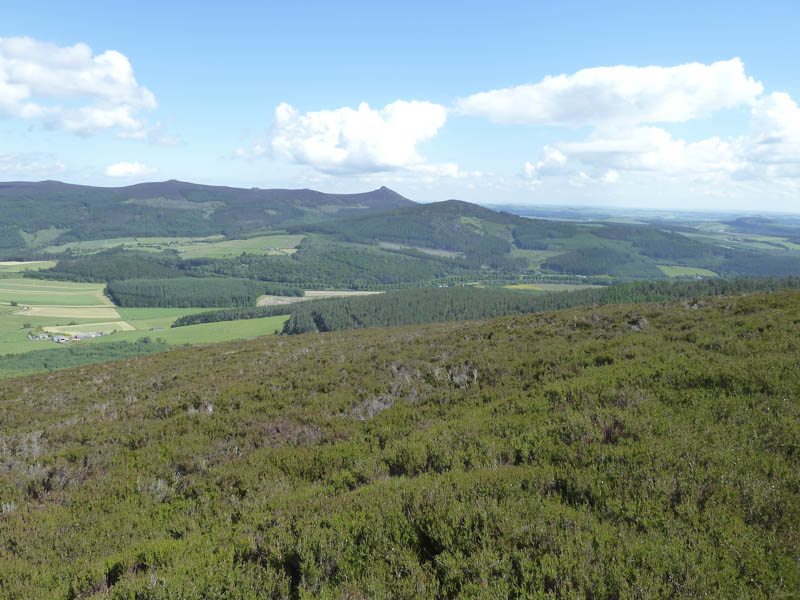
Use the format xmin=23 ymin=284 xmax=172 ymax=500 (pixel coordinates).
xmin=0 ymin=276 xmax=292 ymax=373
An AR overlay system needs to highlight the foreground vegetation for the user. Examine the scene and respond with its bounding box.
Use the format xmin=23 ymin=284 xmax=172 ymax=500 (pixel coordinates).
xmin=0 ymin=337 xmax=169 ymax=379
xmin=1 ymin=290 xmax=798 ymax=597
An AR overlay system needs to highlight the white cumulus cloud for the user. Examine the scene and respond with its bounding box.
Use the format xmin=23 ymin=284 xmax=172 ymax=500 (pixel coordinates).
xmin=271 ymin=100 xmax=448 ymax=173
xmin=560 ymin=126 xmax=740 ymax=175
xmin=105 ymin=161 xmax=156 ymax=177
xmin=736 ymin=92 xmax=800 ymax=179
xmin=523 ymin=146 xmax=568 ymax=181
xmin=0 ymin=152 xmax=66 ymax=176
xmin=504 ymin=59 xmax=800 ymax=188
xmin=0 ymin=36 xmax=157 ymax=136
xmin=457 ymin=58 xmax=762 ymax=127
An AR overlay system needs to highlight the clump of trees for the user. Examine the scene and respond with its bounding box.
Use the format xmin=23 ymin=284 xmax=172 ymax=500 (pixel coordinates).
xmin=31 ymin=248 xmax=186 ymax=283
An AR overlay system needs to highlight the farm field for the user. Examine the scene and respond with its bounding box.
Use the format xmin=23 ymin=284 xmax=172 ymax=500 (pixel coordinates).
xmin=43 ymin=321 xmax=136 ymax=335
xmin=75 ymin=314 xmax=290 ymax=347
xmin=1 ymin=308 xmax=288 ymax=364
xmin=0 ymin=278 xmax=290 ymax=360
xmin=257 ymin=289 xmax=383 ymax=306
xmin=0 ymin=313 xmax=110 ymax=355
xmin=172 ymin=234 xmax=305 ymax=258
xmin=116 ymin=307 xmax=211 ymax=328
xmin=504 ymin=282 xmax=606 ymax=292
xmin=508 ymin=247 xmax=563 ymax=268
xmin=378 ymin=241 xmax=464 ymax=258
xmin=658 ymin=265 xmax=719 ymax=277
xmin=0 ymin=278 xmax=112 ymax=307
xmin=0 ymin=260 xmax=58 ymax=273
xmin=41 ymin=234 xmax=305 ymax=259
xmin=42 ymin=236 xmax=223 ymax=254
xmin=682 ymin=230 xmax=800 ymax=252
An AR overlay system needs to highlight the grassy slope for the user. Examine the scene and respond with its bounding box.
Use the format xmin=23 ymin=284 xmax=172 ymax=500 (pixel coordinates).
xmin=0 ymin=291 xmax=798 ymax=598
xmin=657 ymin=265 xmax=718 ymax=277
xmin=0 ymin=278 xmax=109 ymax=306
xmin=41 ymin=234 xmax=305 ymax=259
xmin=77 ymin=314 xmax=290 ymax=346
xmin=0 ymin=261 xmax=58 ymax=273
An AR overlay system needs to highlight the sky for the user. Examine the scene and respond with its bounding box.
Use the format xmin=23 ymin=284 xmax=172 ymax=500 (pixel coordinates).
xmin=2 ymin=0 xmax=800 ymax=212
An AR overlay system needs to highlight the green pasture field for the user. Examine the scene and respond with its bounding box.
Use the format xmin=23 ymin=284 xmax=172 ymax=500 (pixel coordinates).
xmin=0 ymin=314 xmax=289 ymax=378
xmin=683 ymin=230 xmax=800 ymax=252
xmin=735 ymin=234 xmax=800 ymax=251
xmin=0 ymin=313 xmax=111 ymax=355
xmin=504 ymin=282 xmax=606 ymax=292
xmin=42 ymin=236 xmax=223 ymax=254
xmin=78 ymin=314 xmax=290 ymax=347
xmin=0 ymin=297 xmax=283 ymax=356
xmin=41 ymin=234 xmax=305 ymax=259
xmin=508 ymin=248 xmax=563 ymax=269
xmin=172 ymin=234 xmax=305 ymax=258
xmin=0 ymin=296 xmax=288 ymax=353
xmin=658 ymin=265 xmax=719 ymax=277
xmin=19 ymin=226 xmax=67 ymax=248
xmin=117 ymin=307 xmax=213 ymax=331
xmin=0 ymin=278 xmax=109 ymax=306
xmin=44 ymin=321 xmax=135 ymax=335
xmin=0 ymin=261 xmax=58 ymax=273
xmin=482 ymin=221 xmax=514 ymax=240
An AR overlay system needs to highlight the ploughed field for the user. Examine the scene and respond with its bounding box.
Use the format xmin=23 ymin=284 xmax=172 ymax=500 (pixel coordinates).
xmin=0 ymin=290 xmax=797 ymax=598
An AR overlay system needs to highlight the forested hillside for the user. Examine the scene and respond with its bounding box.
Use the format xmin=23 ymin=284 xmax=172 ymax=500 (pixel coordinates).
xmin=7 ymin=180 xmax=800 ymax=284
xmin=0 ymin=180 xmax=413 ymax=254
xmin=1 ymin=290 xmax=798 ymax=598
xmin=172 ymin=277 xmax=800 ymax=334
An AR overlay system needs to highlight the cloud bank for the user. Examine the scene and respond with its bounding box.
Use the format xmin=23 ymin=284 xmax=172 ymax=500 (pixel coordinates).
xmin=105 ymin=161 xmax=156 ymax=177
xmin=448 ymin=58 xmax=800 ymax=188
xmin=456 ymin=58 xmax=762 ymax=127
xmin=270 ymin=100 xmax=448 ymax=173
xmin=0 ymin=36 xmax=157 ymax=136
xmin=0 ymin=152 xmax=65 ymax=176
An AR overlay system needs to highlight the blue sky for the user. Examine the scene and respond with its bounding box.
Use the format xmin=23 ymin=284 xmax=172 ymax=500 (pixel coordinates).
xmin=2 ymin=1 xmax=800 ymax=211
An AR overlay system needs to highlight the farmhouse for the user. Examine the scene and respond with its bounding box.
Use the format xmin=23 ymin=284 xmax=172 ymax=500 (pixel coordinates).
xmin=28 ymin=331 xmax=107 ymax=344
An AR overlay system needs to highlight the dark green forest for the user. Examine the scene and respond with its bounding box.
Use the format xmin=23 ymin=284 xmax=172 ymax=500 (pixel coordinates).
xmin=105 ymin=277 xmax=300 ymax=308
xmin=32 ymin=249 xmax=186 ymax=283
xmin=0 ymin=181 xmax=414 ymax=254
xmin=173 ymin=277 xmax=800 ymax=334
xmin=1 ymin=290 xmax=798 ymax=597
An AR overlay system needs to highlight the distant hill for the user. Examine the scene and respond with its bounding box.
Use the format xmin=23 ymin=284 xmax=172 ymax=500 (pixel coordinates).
xmin=0 ymin=180 xmax=415 ymax=249
xmin=295 ymin=199 xmax=525 ymax=267
xmin=5 ymin=179 xmax=800 ymax=280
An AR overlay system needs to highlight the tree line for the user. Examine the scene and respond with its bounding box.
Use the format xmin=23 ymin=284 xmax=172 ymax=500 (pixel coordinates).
xmin=172 ymin=277 xmax=800 ymax=334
